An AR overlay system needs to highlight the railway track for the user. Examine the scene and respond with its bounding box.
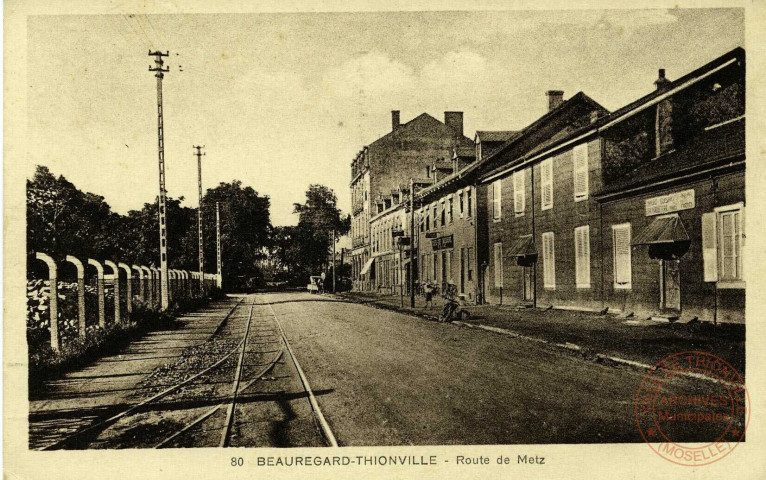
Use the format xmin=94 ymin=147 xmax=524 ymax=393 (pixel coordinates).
xmin=38 ymin=294 xmax=337 ymax=450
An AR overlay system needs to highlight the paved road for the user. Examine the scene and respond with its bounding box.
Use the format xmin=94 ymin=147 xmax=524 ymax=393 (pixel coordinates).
xmin=267 ymin=291 xmax=715 ymax=445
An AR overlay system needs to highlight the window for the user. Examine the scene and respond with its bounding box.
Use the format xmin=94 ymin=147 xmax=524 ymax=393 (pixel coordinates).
xmin=573 ymin=144 xmax=589 ymax=201
xmin=459 ymin=192 xmax=464 ymax=216
xmin=492 ymin=180 xmax=502 ymax=220
xmin=541 ymin=158 xmax=553 ymax=210
xmin=440 ymin=202 xmax=446 ymax=226
xmin=433 ymin=205 xmax=438 ymax=228
xmin=574 ymin=225 xmax=591 ymax=288
xmin=467 ymin=188 xmax=473 ymax=217
xmin=719 ymin=210 xmax=742 ymax=281
xmin=432 ymin=252 xmax=437 ymax=280
xmin=704 ymin=204 xmax=745 ymax=286
xmin=612 ymin=224 xmax=632 ymax=289
xmin=426 ymin=209 xmax=430 ymax=231
xmin=542 ymin=232 xmax=555 ymax=289
xmin=493 ymin=242 xmax=503 ymax=288
xmin=513 ymin=170 xmax=525 ymax=215
xmin=448 ymin=197 xmax=454 ymax=223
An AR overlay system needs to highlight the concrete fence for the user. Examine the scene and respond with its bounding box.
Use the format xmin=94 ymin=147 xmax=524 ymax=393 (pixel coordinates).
xmin=31 ymin=252 xmax=211 ymax=353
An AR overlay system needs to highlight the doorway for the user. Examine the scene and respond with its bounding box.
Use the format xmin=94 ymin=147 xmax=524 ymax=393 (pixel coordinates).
xmin=660 ymin=259 xmax=681 ymax=312
xmin=523 ymin=266 xmax=534 ymax=302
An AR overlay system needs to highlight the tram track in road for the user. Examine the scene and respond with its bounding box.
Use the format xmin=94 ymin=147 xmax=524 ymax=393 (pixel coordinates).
xmin=40 ymin=293 xmax=338 ymax=449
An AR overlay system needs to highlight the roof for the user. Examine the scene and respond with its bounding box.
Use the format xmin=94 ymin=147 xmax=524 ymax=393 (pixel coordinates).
xmin=476 ymin=131 xmax=519 ymax=143
xmin=368 ymin=112 xmax=474 ymax=151
xmin=474 ymin=92 xmax=608 ymax=181
xmin=480 ymin=46 xmax=745 ymax=184
xmin=597 ymin=117 xmax=745 ymax=198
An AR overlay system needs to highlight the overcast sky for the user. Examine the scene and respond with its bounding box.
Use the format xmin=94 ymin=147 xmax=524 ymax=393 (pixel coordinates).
xmin=27 ymin=9 xmax=743 ymax=229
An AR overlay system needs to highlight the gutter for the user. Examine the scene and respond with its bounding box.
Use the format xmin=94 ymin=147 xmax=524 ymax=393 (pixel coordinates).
xmin=480 ymin=57 xmax=739 ymax=185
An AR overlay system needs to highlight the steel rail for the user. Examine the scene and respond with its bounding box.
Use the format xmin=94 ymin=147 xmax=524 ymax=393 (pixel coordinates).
xmin=39 ymin=298 xmax=246 ymax=451
xmin=219 ymin=299 xmax=256 ymax=447
xmin=266 ymin=301 xmax=339 ymax=447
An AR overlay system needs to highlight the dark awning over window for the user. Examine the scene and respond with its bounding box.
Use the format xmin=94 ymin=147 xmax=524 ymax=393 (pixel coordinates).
xmin=507 ymin=235 xmax=537 ymax=257
xmin=632 ymin=215 xmax=690 ymax=245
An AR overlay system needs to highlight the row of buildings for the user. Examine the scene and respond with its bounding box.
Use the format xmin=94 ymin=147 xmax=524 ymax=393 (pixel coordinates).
xmin=349 ymin=47 xmax=745 ymax=323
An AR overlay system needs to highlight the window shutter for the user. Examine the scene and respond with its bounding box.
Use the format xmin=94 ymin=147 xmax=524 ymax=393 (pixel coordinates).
xmin=613 ymin=224 xmax=631 ymax=288
xmin=543 ymin=232 xmax=555 ymax=288
xmin=541 ymin=159 xmax=553 ymax=210
xmin=575 ymin=226 xmax=590 ymax=288
xmin=493 ymin=180 xmax=502 ymax=219
xmin=494 ymin=243 xmax=503 ymax=288
xmin=514 ymin=171 xmax=525 ymax=214
xmin=573 ymin=144 xmax=589 ymax=200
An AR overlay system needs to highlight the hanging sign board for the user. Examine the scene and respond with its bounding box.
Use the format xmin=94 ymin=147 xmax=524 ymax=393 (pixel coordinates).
xmin=645 ymin=189 xmax=695 ymax=216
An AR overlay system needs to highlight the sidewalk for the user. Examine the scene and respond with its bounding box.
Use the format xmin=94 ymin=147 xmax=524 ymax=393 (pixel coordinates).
xmin=28 ymin=297 xmax=242 ymax=450
xmin=338 ymin=292 xmax=745 ymax=375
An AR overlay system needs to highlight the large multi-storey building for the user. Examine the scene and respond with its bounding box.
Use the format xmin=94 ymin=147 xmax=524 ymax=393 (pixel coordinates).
xmin=350 ymin=111 xmax=474 ymax=291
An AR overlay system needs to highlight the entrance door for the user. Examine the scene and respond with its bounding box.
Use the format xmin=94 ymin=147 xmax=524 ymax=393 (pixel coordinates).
xmin=660 ymin=259 xmax=681 ymax=311
xmin=523 ymin=266 xmax=533 ymax=302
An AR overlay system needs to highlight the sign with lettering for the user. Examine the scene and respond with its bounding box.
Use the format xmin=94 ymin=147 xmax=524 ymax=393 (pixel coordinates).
xmin=431 ymin=235 xmax=454 ymax=250
xmin=645 ymin=189 xmax=695 ymax=216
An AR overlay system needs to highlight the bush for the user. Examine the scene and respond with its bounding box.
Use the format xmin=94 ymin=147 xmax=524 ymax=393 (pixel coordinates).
xmin=27 ymin=282 xmax=217 ymax=391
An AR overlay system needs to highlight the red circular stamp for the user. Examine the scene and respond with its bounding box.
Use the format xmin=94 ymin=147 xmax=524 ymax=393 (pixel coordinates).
xmin=635 ymin=351 xmax=749 ymax=466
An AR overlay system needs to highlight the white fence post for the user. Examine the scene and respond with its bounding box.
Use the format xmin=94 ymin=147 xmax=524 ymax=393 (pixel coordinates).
xmin=87 ymin=258 xmax=106 ymax=327
xmin=35 ymin=252 xmax=59 ymax=352
xmin=65 ymin=255 xmax=86 ymax=337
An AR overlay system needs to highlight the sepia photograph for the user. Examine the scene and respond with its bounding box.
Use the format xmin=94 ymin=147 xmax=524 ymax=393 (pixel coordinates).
xmin=4 ymin=1 xmax=765 ymax=479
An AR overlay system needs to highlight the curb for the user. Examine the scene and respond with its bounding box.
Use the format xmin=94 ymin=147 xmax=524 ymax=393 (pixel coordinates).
xmin=338 ymin=294 xmax=735 ymax=387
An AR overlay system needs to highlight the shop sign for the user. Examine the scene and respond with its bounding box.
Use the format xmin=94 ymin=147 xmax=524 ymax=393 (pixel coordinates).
xmin=645 ymin=189 xmax=695 ymax=216
xmin=431 ymin=235 xmax=454 ymax=250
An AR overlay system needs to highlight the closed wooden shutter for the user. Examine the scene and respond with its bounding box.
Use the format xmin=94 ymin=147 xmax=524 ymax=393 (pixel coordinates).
xmin=612 ymin=224 xmax=632 ymax=288
xmin=514 ymin=171 xmax=525 ymax=215
xmin=542 ymin=232 xmax=555 ymax=288
xmin=575 ymin=226 xmax=591 ymax=288
xmin=493 ymin=180 xmax=502 ymax=219
xmin=541 ymin=159 xmax=553 ymax=210
xmin=702 ymin=212 xmax=717 ymax=282
xmin=573 ymin=144 xmax=589 ymax=201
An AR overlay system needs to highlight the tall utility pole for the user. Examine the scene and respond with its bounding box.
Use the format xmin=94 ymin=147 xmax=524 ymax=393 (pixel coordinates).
xmin=332 ymin=229 xmax=336 ymax=293
xmin=149 ymin=50 xmax=170 ymax=310
xmin=216 ymin=202 xmax=223 ymax=289
xmin=409 ymin=178 xmax=416 ymax=308
xmin=194 ymin=145 xmax=206 ymax=289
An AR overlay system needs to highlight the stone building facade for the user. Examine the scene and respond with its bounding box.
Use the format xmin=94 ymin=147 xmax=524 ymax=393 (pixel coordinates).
xmin=350 ymin=111 xmax=473 ymax=291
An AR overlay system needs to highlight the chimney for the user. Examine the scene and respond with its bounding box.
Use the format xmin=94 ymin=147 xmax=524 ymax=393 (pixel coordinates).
xmin=654 ymin=69 xmax=671 ymax=91
xmin=444 ymin=111 xmax=464 ymax=136
xmin=546 ymin=90 xmax=564 ymax=111
xmin=392 ymin=110 xmax=400 ymax=131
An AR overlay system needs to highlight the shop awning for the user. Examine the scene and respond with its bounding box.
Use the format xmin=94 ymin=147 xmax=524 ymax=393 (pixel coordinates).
xmin=507 ymin=235 xmax=537 ymax=257
xmin=360 ymin=258 xmax=375 ymax=276
xmin=632 ymin=215 xmax=690 ymax=245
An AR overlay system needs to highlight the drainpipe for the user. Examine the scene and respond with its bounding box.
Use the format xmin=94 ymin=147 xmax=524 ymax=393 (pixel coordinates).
xmin=531 ymin=164 xmax=537 ymax=308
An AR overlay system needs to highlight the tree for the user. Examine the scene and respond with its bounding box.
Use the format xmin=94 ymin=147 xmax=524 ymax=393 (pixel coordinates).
xmin=201 ymin=181 xmax=272 ymax=290
xmin=27 ymin=165 xmax=122 ymax=264
xmin=289 ymin=185 xmax=351 ymax=283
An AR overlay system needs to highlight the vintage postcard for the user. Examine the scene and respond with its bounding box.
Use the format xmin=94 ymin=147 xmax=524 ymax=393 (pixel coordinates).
xmin=4 ymin=0 xmax=766 ymax=479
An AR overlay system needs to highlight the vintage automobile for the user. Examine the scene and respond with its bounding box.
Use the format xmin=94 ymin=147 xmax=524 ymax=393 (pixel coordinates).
xmin=306 ymin=275 xmax=322 ymax=293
